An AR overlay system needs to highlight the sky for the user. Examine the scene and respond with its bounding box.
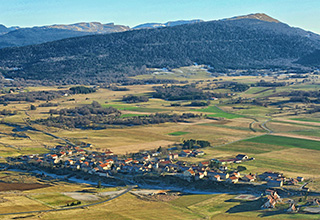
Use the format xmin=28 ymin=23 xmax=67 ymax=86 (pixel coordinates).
xmin=0 ymin=0 xmax=319 ymax=34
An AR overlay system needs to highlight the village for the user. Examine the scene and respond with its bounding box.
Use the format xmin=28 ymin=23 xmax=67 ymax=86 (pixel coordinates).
xmin=5 ymin=139 xmax=320 ymax=214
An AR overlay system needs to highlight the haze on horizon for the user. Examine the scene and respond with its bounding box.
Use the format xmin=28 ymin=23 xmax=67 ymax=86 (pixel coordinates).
xmin=0 ymin=0 xmax=320 ymax=34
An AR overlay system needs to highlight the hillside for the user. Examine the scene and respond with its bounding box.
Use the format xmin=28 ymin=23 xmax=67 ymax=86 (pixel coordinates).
xmin=0 ymin=14 xmax=320 ymax=84
xmin=297 ymin=49 xmax=320 ymax=67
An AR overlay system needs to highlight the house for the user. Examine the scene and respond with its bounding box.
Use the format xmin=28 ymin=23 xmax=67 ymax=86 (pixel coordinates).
xmin=183 ymin=169 xmax=195 ymax=182
xmin=199 ymin=161 xmax=210 ymax=167
xmin=287 ymin=203 xmax=298 ymax=213
xmin=265 ymin=189 xmax=275 ymax=195
xmin=267 ymin=180 xmax=283 ymax=187
xmin=233 ymin=172 xmax=241 ymax=178
xmin=210 ymin=175 xmax=221 ymax=181
xmin=227 ymin=176 xmax=239 ymax=184
xmin=219 ymin=166 xmax=228 ymax=172
xmin=259 ymin=171 xmax=282 ymax=181
xmin=180 ymin=150 xmax=192 ymax=157
xmin=195 ymin=172 xmax=205 ymax=180
xmin=236 ymin=154 xmax=249 ymax=161
xmin=194 ymin=150 xmax=204 ymax=156
xmin=105 ymin=150 xmax=114 ymax=156
xmin=168 ymin=153 xmax=179 ymax=160
xmin=297 ymin=176 xmax=304 ymax=182
xmin=261 ymin=196 xmax=277 ymax=209
xmin=243 ymin=174 xmax=255 ymax=182
xmin=261 ymin=191 xmax=281 ymax=209
xmin=124 ymin=158 xmax=133 ymax=164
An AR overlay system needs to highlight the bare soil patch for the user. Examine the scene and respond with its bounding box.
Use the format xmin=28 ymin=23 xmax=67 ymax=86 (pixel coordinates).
xmin=0 ymin=182 xmax=51 ymax=191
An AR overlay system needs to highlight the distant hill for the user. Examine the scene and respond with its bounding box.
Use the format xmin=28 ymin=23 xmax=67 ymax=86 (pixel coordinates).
xmin=0 ymin=22 xmax=130 ymax=48
xmin=132 ymin=19 xmax=203 ymax=29
xmin=0 ymin=13 xmax=319 ymax=84
xmin=0 ymin=20 xmax=204 ymax=49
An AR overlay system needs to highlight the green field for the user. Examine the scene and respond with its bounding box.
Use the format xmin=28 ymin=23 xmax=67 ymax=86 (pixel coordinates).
xmin=245 ymin=135 xmax=320 ymax=151
xmin=192 ymin=106 xmax=243 ymax=119
xmin=168 ymin=131 xmax=190 ymax=136
xmin=291 ymin=118 xmax=320 ymax=123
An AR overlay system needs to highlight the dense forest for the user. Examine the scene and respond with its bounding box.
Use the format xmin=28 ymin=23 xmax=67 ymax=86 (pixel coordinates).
xmin=0 ymin=18 xmax=319 ymax=84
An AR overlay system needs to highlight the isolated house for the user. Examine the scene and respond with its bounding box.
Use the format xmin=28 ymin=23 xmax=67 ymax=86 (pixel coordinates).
xmin=236 ymin=154 xmax=249 ymax=160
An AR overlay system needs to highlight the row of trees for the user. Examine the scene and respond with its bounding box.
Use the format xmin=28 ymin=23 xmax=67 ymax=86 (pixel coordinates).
xmin=0 ymin=90 xmax=67 ymax=103
xmin=36 ymin=110 xmax=201 ymax=129
xmin=122 ymin=95 xmax=149 ymax=103
xmin=153 ymin=84 xmax=215 ymax=101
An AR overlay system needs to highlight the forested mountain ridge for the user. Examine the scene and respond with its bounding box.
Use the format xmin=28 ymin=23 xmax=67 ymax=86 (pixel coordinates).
xmin=0 ymin=13 xmax=319 ymax=84
xmin=0 ymin=22 xmax=130 ymax=49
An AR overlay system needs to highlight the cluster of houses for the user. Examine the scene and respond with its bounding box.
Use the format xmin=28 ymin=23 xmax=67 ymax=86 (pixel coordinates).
xmin=14 ymin=145 xmax=261 ymax=184
xmin=261 ymin=189 xmax=282 ymax=209
xmin=14 ymin=145 xmax=305 ymax=189
xmin=258 ymin=171 xmax=305 ymax=188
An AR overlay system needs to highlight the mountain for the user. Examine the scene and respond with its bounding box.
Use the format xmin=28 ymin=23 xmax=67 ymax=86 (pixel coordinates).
xmin=133 ymin=19 xmax=203 ymax=29
xmin=0 ymin=25 xmax=8 ymax=35
xmin=0 ymin=22 xmax=130 ymax=48
xmin=44 ymin=22 xmax=129 ymax=33
xmin=0 ymin=13 xmax=319 ymax=84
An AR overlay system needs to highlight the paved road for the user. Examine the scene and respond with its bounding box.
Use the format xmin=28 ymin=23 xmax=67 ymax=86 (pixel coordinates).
xmin=0 ymin=186 xmax=136 ymax=216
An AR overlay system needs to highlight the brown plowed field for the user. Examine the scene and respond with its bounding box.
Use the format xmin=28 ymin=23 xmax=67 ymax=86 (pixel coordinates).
xmin=0 ymin=182 xmax=50 ymax=191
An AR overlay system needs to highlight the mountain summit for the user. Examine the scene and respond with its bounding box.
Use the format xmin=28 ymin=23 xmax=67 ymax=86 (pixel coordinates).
xmin=226 ymin=13 xmax=280 ymax=23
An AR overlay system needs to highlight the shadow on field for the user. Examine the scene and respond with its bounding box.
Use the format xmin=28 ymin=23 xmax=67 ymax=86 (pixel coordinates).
xmin=225 ymin=198 xmax=264 ymax=214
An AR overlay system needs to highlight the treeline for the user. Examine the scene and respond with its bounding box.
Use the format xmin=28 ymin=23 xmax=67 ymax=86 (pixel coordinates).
xmin=122 ymin=95 xmax=149 ymax=103
xmin=254 ymin=80 xmax=286 ymax=87
xmin=0 ymin=109 xmax=17 ymax=115
xmin=216 ymin=82 xmax=250 ymax=92
xmin=69 ymin=86 xmax=96 ymax=94
xmin=153 ymin=84 xmax=215 ymax=101
xmin=119 ymin=78 xmax=184 ymax=86
xmin=48 ymin=101 xmax=119 ymax=116
xmin=188 ymin=101 xmax=210 ymax=106
xmin=182 ymin=139 xmax=211 ymax=149
xmin=0 ymin=90 xmax=67 ymax=104
xmin=36 ymin=110 xmax=202 ymax=129
xmin=38 ymin=102 xmax=59 ymax=107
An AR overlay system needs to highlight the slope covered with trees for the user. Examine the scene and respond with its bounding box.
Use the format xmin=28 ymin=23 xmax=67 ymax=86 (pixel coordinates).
xmin=0 ymin=15 xmax=319 ymax=84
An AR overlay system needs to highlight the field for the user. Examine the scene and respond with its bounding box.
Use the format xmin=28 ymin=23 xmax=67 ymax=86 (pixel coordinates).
xmin=245 ymin=135 xmax=320 ymax=151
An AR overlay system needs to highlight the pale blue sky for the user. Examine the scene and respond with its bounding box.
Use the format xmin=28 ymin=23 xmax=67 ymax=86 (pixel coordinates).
xmin=0 ymin=0 xmax=319 ymax=34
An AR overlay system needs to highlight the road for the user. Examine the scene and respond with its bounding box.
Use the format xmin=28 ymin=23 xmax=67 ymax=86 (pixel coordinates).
xmin=0 ymin=185 xmax=136 ymax=216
